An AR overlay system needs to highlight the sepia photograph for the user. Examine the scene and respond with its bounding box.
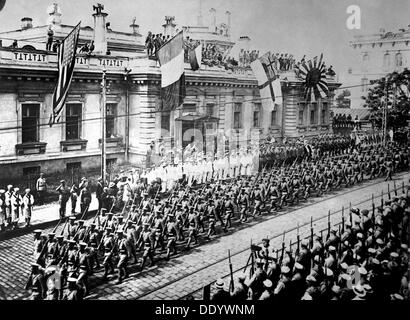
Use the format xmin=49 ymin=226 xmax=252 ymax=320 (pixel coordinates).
xmin=0 ymin=0 xmax=409 ymax=308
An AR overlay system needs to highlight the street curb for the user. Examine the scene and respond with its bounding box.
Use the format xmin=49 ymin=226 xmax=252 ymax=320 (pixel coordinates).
xmin=0 ymin=209 xmax=97 ymax=242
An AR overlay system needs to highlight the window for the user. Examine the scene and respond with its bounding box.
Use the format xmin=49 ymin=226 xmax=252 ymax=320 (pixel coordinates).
xmin=362 ymin=53 xmax=369 ymax=72
xmin=298 ymin=105 xmax=304 ymax=125
xmin=395 ymin=52 xmax=403 ymax=68
xmin=271 ymin=110 xmax=277 ymax=126
xmin=161 ymin=111 xmax=170 ymax=133
xmin=361 ymin=78 xmax=369 ymax=92
xmin=66 ymin=103 xmax=82 ymax=140
xmin=253 ymin=103 xmax=261 ymax=128
xmin=310 ymin=103 xmax=317 ymax=125
xmin=106 ymin=103 xmax=117 ymax=138
xmin=182 ymin=103 xmax=196 ymax=115
xmin=23 ymin=166 xmax=40 ymax=176
xmin=206 ymin=103 xmax=215 ymax=116
xmin=321 ymin=103 xmax=328 ymax=124
xmin=66 ymin=162 xmax=82 ymax=172
xmin=106 ymin=158 xmax=117 ymax=167
xmin=233 ymin=103 xmax=242 ymax=129
xmin=22 ymin=104 xmax=40 ymax=143
xmin=383 ymin=52 xmax=391 ymax=72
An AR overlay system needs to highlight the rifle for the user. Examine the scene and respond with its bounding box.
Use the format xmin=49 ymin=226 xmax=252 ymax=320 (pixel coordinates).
xmin=228 ymin=250 xmax=235 ymax=293
xmin=341 ymin=207 xmax=345 ymax=234
xmin=394 ymin=181 xmax=398 ymax=196
xmin=59 ymin=217 xmax=69 ymax=236
xmin=387 ymin=184 xmax=391 ymax=200
xmin=279 ymin=231 xmax=285 ymax=265
xmin=381 ymin=190 xmax=384 ymax=209
xmin=349 ymin=203 xmax=353 ymax=226
xmin=296 ymin=223 xmax=300 ymax=256
xmin=310 ymin=216 xmax=314 ymax=249
xmin=326 ymin=210 xmax=331 ymax=240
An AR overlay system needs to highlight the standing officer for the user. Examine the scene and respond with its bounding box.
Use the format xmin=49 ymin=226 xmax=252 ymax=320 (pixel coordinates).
xmin=79 ymin=186 xmax=91 ymax=215
xmin=36 ymin=173 xmax=47 ymax=205
xmin=96 ymin=177 xmax=104 ymax=213
xmin=56 ymin=180 xmax=70 ymax=219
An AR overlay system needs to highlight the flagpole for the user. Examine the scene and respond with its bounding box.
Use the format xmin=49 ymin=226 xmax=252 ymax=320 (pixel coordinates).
xmin=101 ymin=69 xmax=107 ymax=185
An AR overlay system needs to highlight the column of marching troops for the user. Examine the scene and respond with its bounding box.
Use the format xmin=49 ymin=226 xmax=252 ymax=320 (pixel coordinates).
xmin=210 ymin=192 xmax=410 ymax=301
xmin=23 ymin=134 xmax=409 ymax=300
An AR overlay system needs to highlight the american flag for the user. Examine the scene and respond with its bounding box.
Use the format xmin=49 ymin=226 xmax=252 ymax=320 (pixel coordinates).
xmin=49 ymin=22 xmax=81 ymax=126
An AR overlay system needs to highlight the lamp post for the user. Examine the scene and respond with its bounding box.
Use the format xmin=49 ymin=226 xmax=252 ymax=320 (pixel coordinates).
xmin=101 ymin=69 xmax=107 ymax=185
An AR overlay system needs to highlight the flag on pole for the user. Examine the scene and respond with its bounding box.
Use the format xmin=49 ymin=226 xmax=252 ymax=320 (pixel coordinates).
xmin=49 ymin=22 xmax=81 ymax=126
xmin=189 ymin=43 xmax=202 ymax=71
xmin=250 ymin=51 xmax=283 ymax=111
xmin=157 ymin=31 xmax=186 ymax=111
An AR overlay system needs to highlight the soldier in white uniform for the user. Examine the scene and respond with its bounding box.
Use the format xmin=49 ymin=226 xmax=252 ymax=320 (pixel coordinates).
xmin=22 ymin=188 xmax=35 ymax=227
xmin=11 ymin=187 xmax=22 ymax=229
xmin=0 ymin=189 xmax=6 ymax=232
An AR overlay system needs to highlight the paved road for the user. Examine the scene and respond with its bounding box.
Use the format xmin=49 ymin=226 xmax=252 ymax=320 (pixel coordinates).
xmin=0 ymin=173 xmax=408 ymax=300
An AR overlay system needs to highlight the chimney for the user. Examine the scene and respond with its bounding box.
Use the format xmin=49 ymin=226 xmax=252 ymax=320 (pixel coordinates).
xmin=130 ymin=18 xmax=140 ymax=35
xmin=92 ymin=4 xmax=108 ymax=55
xmin=225 ymin=11 xmax=231 ymax=37
xmin=21 ymin=17 xmax=33 ymax=30
xmin=162 ymin=16 xmax=176 ymax=38
xmin=209 ymin=8 xmax=216 ymax=32
xmin=46 ymin=3 xmax=62 ymax=28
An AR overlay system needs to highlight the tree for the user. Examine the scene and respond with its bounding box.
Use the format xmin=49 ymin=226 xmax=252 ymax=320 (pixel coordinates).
xmin=363 ymin=69 xmax=410 ymax=130
xmin=335 ymin=89 xmax=351 ymax=108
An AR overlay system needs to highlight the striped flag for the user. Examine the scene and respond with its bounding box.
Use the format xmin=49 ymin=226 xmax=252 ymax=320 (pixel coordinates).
xmin=189 ymin=43 xmax=202 ymax=71
xmin=157 ymin=31 xmax=186 ymax=111
xmin=251 ymin=51 xmax=283 ymax=111
xmin=49 ymin=22 xmax=81 ymax=126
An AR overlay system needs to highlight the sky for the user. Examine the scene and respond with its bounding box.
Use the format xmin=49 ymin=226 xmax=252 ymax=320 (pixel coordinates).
xmin=1 ymin=0 xmax=410 ymax=83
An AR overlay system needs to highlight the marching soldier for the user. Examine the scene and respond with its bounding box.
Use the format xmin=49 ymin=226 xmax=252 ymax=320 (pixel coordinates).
xmin=101 ymin=227 xmax=115 ymax=281
xmin=77 ymin=242 xmax=90 ymax=296
xmin=138 ymin=223 xmax=155 ymax=270
xmin=115 ymin=230 xmax=129 ymax=284
xmin=26 ymin=263 xmax=46 ymax=300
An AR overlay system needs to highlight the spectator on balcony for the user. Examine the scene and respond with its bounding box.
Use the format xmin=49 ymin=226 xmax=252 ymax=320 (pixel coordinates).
xmin=145 ymin=31 xmax=154 ymax=57
xmin=79 ymin=43 xmax=90 ymax=54
xmin=46 ymin=26 xmax=54 ymax=51
xmin=52 ymin=40 xmax=60 ymax=53
xmin=327 ymin=65 xmax=336 ymax=77
xmin=10 ymin=40 xmax=18 ymax=49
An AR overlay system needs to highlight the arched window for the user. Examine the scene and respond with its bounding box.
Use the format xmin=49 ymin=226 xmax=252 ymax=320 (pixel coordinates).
xmin=383 ymin=52 xmax=391 ymax=72
xmin=362 ymin=53 xmax=370 ymax=72
xmin=395 ymin=51 xmax=403 ymax=69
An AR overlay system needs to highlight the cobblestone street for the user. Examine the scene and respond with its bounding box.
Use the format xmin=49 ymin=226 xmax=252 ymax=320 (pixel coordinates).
xmin=0 ymin=173 xmax=408 ymax=300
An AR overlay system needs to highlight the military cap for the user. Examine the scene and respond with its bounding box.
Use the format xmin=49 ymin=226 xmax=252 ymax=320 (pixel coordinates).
xmin=215 ymin=279 xmax=224 ymax=289
xmin=143 ymin=222 xmax=150 ymax=226
xmin=263 ymin=279 xmax=273 ymax=288
xmin=48 ymin=233 xmax=56 ymax=238
xmin=25 ymin=188 xmax=31 ymax=193
xmin=109 ymin=182 xmax=116 ymax=188
xmin=294 ymin=262 xmax=304 ymax=271
xmin=371 ymin=258 xmax=380 ymax=265
xmin=14 ymin=187 xmax=20 ymax=192
xmin=81 ymin=177 xmax=87 ymax=181
xmin=340 ymin=273 xmax=351 ymax=281
xmin=391 ymin=293 xmax=404 ymax=300
xmin=116 ymin=214 xmax=124 ymax=219
xmin=328 ymin=246 xmax=336 ymax=252
xmin=401 ymin=244 xmax=408 ymax=251
xmin=361 ymin=209 xmax=369 ymax=216
xmin=79 ymin=242 xmax=87 ymax=247
xmin=68 ymin=240 xmax=76 ymax=244
xmin=69 ymin=216 xmax=76 ymax=221
xmin=350 ymin=207 xmax=359 ymax=214
xmin=331 ymin=285 xmax=341 ymax=295
xmin=340 ymin=262 xmax=348 ymax=271
xmin=390 ymin=252 xmax=399 ymax=259
xmin=367 ymin=248 xmax=376 ymax=255
xmin=116 ymin=230 xmax=124 ymax=234
xmin=376 ymin=238 xmax=384 ymax=245
xmin=107 ymin=212 xmax=114 ymax=216
xmin=262 ymin=238 xmax=270 ymax=243
xmin=281 ymin=266 xmax=291 ymax=274
xmin=7 ymin=184 xmax=13 ymax=189
xmin=358 ymin=267 xmax=367 ymax=276
xmin=60 ymin=180 xmax=66 ymax=184
xmin=34 ymin=229 xmax=42 ymax=234
xmin=356 ymin=233 xmax=363 ymax=239
xmin=306 ymin=275 xmax=317 ymax=283
xmin=0 ymin=189 xmax=5 ymax=194
xmin=56 ymin=235 xmax=64 ymax=239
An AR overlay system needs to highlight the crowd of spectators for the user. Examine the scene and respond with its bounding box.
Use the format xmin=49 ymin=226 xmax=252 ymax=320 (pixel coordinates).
xmin=333 ymin=114 xmax=361 ymax=129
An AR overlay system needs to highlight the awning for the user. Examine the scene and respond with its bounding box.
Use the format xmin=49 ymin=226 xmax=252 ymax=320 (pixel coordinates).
xmin=175 ymin=113 xmax=219 ymax=122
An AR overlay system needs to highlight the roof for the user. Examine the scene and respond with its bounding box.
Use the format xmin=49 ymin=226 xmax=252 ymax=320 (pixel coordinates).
xmin=332 ymin=108 xmax=370 ymax=120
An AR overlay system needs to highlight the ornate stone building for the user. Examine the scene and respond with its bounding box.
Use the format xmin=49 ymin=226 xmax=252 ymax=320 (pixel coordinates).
xmin=0 ymin=4 xmax=339 ymax=179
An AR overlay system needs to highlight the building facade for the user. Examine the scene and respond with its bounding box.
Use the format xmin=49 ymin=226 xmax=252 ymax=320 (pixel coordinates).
xmin=0 ymin=4 xmax=339 ymax=180
xmin=348 ymin=27 xmax=410 ymax=107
